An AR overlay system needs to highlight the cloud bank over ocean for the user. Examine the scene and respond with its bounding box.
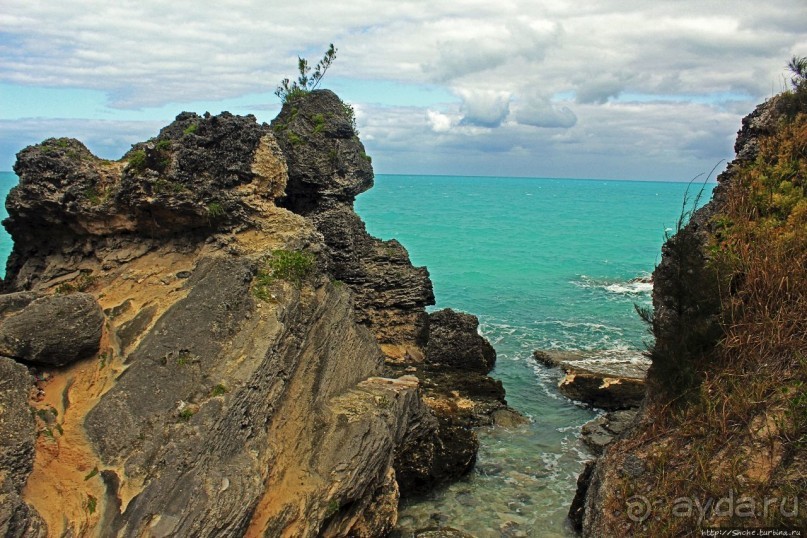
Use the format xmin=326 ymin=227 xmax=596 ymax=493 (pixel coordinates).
xmin=1 ymin=0 xmax=805 ymax=179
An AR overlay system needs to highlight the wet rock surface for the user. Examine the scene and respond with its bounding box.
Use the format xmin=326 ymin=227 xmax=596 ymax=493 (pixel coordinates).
xmin=533 ymin=350 xmax=648 ymax=410
xmin=580 ymin=409 xmax=638 ymax=455
xmin=409 ymin=527 xmax=476 ymax=538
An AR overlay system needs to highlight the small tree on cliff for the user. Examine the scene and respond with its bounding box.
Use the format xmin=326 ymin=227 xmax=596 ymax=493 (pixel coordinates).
xmin=275 ymin=44 xmax=337 ymax=103
xmin=788 ymin=55 xmax=807 ymax=89
xmin=780 ymin=55 xmax=807 ymax=118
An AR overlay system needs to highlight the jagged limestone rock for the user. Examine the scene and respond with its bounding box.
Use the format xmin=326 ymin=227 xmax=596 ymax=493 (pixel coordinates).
xmin=425 ymin=309 xmax=496 ymax=372
xmin=1 ymin=90 xmax=510 ymax=536
xmin=272 ymin=90 xmax=435 ymax=349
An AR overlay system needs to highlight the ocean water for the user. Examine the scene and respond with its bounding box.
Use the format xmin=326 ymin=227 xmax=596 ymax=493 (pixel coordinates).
xmin=0 ymin=171 xmax=712 ymax=536
xmin=0 ymin=172 xmax=16 ymax=277
xmin=354 ymin=174 xmax=714 ymax=537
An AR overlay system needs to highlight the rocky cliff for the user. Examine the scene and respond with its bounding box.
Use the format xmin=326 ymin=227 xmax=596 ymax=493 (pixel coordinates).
xmin=576 ymin=89 xmax=807 ymax=535
xmin=0 ymin=90 xmax=511 ymax=537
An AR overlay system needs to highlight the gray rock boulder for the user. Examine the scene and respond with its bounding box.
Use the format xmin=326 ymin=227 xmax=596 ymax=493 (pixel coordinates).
xmin=0 ymin=292 xmax=40 ymax=317
xmin=426 ymin=309 xmax=496 ymax=373
xmin=0 ymin=293 xmax=104 ymax=366
xmin=580 ymin=409 xmax=638 ymax=455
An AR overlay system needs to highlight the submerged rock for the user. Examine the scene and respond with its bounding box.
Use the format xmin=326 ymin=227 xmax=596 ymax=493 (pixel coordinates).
xmin=412 ymin=526 xmax=476 ymax=538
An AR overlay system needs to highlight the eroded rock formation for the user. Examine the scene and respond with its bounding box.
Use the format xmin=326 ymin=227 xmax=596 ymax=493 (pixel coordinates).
xmin=0 ymin=90 xmax=512 ymax=537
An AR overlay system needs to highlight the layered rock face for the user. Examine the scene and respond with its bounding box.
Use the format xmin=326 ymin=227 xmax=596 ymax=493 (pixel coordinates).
xmin=0 ymin=91 xmax=510 ymax=537
xmin=270 ymin=92 xmax=515 ymax=494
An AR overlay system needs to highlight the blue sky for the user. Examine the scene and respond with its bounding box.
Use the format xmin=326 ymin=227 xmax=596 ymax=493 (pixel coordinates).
xmin=1 ymin=1 xmax=806 ymax=180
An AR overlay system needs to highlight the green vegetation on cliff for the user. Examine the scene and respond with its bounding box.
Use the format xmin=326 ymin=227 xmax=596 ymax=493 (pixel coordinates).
xmin=588 ymin=65 xmax=807 ymax=536
xmin=275 ymin=44 xmax=337 ymax=103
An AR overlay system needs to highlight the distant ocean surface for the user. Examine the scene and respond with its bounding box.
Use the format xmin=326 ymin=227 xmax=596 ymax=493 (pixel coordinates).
xmin=0 ymin=171 xmax=713 ymax=536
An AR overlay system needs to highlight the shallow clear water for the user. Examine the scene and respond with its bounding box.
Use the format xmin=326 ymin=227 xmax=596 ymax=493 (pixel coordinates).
xmin=354 ymin=174 xmax=713 ymax=537
xmin=0 ymin=171 xmax=711 ymax=536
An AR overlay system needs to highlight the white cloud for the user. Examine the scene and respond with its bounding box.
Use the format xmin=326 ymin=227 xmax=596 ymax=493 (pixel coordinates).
xmin=515 ymin=94 xmax=577 ymax=128
xmin=0 ymin=0 xmax=805 ymax=178
xmin=458 ymin=89 xmax=511 ymax=127
xmin=426 ymin=110 xmax=454 ymax=133
xmin=358 ymin=98 xmax=738 ymax=180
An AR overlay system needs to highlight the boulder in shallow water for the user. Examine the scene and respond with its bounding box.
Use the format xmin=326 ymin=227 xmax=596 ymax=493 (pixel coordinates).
xmin=534 ymin=349 xmax=648 ymax=409
xmin=558 ymin=372 xmax=645 ymax=410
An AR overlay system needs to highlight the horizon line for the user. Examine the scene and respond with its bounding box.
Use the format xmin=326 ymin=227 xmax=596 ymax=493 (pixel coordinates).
xmin=1 ymin=169 xmax=721 ymax=185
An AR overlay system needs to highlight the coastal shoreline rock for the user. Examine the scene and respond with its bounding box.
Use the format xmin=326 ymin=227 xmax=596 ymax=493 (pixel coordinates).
xmin=533 ymin=349 xmax=648 ymax=410
xmin=0 ymin=89 xmax=513 ymax=536
xmin=0 ymin=357 xmax=46 ymax=537
xmin=575 ymin=92 xmax=807 ymax=536
xmin=271 ymin=91 xmax=521 ymax=495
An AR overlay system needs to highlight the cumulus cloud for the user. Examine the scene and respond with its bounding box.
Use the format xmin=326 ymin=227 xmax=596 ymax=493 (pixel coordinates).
xmin=423 ymin=17 xmax=561 ymax=82
xmin=515 ymin=93 xmax=577 ymax=128
xmin=574 ymin=73 xmax=635 ymax=104
xmin=426 ymin=110 xmax=454 ymax=132
xmin=457 ymin=89 xmax=511 ymax=127
xmin=357 ymin=99 xmax=738 ymax=180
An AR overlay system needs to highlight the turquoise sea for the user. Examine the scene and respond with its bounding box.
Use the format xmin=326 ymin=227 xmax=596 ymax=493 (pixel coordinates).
xmin=355 ymin=174 xmax=713 ymax=537
xmin=0 ymin=172 xmax=15 ymax=276
xmin=0 ymin=171 xmax=712 ymax=536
